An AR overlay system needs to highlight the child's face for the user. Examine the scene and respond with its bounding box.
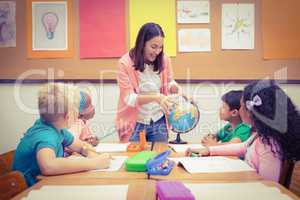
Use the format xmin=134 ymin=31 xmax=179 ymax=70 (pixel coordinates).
xmin=65 ymin=107 xmax=79 ymax=128
xmin=239 ymin=98 xmax=253 ymax=125
xmin=219 ymin=102 xmax=239 ymax=121
xmin=219 ymin=102 xmax=232 ymax=121
xmin=80 ymin=96 xmax=95 ymax=121
xmin=80 ymin=105 xmax=95 ymax=121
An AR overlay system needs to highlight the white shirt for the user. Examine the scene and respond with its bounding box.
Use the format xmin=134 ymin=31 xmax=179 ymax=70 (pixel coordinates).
xmin=136 ymin=64 xmax=164 ymax=124
xmin=124 ymin=64 xmax=178 ymax=124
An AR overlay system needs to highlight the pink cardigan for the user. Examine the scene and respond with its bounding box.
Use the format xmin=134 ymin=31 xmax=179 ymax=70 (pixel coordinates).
xmin=116 ymin=53 xmax=173 ymax=142
xmin=209 ymin=135 xmax=282 ymax=182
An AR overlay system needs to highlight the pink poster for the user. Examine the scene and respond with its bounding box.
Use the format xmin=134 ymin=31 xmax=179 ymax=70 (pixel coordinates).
xmin=80 ymin=0 xmax=126 ymax=58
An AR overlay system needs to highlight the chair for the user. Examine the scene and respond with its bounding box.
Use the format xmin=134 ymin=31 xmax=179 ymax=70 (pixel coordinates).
xmin=279 ymin=160 xmax=295 ymax=188
xmin=0 ymin=171 xmax=28 ymax=200
xmin=289 ymin=161 xmax=300 ymax=197
xmin=0 ymin=150 xmax=15 ymax=175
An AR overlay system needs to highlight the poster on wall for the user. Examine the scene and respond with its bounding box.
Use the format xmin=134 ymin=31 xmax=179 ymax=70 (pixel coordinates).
xmin=32 ymin=2 xmax=67 ymax=50
xmin=27 ymin=0 xmax=73 ymax=58
xmin=177 ymin=0 xmax=210 ymax=23
xmin=129 ymin=0 xmax=176 ymax=56
xmin=178 ymin=28 xmax=211 ymax=52
xmin=80 ymin=0 xmax=126 ymax=58
xmin=0 ymin=1 xmax=16 ymax=47
xmin=222 ymin=3 xmax=254 ymax=49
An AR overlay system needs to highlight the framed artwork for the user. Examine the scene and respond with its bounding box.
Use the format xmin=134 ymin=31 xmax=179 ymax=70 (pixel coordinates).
xmin=178 ymin=29 xmax=211 ymax=52
xmin=27 ymin=0 xmax=73 ymax=58
xmin=221 ymin=3 xmax=254 ymax=49
xmin=0 ymin=1 xmax=16 ymax=47
xmin=177 ymin=0 xmax=210 ymax=23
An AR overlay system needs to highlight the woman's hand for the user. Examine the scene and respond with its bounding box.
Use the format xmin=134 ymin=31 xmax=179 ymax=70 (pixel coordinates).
xmin=157 ymin=94 xmax=175 ymax=114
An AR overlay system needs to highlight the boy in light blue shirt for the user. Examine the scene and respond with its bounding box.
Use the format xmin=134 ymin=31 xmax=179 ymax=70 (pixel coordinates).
xmin=13 ymin=83 xmax=111 ymax=186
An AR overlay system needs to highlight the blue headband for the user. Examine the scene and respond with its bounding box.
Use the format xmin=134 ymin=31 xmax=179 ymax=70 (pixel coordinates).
xmin=79 ymin=91 xmax=87 ymax=113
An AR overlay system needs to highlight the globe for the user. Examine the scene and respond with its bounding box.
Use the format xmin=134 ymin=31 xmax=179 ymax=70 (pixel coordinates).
xmin=168 ymin=96 xmax=200 ymax=144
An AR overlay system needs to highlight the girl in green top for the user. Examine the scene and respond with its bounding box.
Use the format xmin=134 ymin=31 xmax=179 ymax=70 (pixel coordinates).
xmin=202 ymin=90 xmax=251 ymax=146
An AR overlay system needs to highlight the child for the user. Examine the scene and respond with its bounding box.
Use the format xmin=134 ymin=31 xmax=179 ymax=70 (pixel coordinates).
xmin=201 ymin=90 xmax=251 ymax=146
xmin=68 ymin=91 xmax=99 ymax=146
xmin=13 ymin=83 xmax=111 ymax=186
xmin=186 ymin=80 xmax=300 ymax=182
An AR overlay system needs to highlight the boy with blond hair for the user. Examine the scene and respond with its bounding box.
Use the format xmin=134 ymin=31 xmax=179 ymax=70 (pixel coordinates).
xmin=13 ymin=83 xmax=111 ymax=186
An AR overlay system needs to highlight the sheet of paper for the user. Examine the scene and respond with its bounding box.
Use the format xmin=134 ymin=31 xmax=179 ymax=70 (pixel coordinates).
xmin=68 ymin=156 xmax=127 ymax=172
xmin=184 ymin=182 xmax=292 ymax=200
xmin=169 ymin=144 xmax=204 ymax=153
xmin=178 ymin=156 xmax=255 ymax=173
xmin=22 ymin=185 xmax=128 ymax=200
xmin=178 ymin=28 xmax=211 ymax=52
xmin=92 ymin=156 xmax=127 ymax=172
xmin=95 ymin=143 xmax=130 ymax=153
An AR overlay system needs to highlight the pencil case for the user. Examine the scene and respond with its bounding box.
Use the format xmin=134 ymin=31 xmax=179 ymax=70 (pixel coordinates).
xmin=156 ymin=181 xmax=195 ymax=200
xmin=125 ymin=151 xmax=157 ymax=172
xmin=146 ymin=150 xmax=175 ymax=175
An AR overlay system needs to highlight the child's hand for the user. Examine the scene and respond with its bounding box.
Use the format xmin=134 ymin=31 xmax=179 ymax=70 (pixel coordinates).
xmin=92 ymin=153 xmax=111 ymax=169
xmin=71 ymin=152 xmax=82 ymax=157
xmin=202 ymin=136 xmax=218 ymax=146
xmin=185 ymin=147 xmax=210 ymax=157
xmin=81 ymin=144 xmax=98 ymax=158
xmin=84 ymin=136 xmax=99 ymax=146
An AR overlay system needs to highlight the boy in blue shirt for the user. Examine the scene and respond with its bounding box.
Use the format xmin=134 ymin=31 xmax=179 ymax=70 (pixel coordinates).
xmin=201 ymin=90 xmax=251 ymax=146
xmin=13 ymin=83 xmax=111 ymax=186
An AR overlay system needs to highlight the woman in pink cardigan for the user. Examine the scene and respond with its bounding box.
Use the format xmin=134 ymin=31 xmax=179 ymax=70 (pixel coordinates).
xmin=116 ymin=23 xmax=181 ymax=142
xmin=186 ymin=80 xmax=300 ymax=182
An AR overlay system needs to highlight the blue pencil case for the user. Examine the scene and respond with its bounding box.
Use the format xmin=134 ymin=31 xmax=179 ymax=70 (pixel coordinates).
xmin=146 ymin=150 xmax=175 ymax=175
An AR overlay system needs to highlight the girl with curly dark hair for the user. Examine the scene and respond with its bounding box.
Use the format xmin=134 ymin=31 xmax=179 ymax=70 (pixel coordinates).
xmin=186 ymin=80 xmax=300 ymax=182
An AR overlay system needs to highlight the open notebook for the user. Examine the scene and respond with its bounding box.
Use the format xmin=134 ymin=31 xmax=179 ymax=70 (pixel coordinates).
xmin=184 ymin=182 xmax=292 ymax=200
xmin=68 ymin=156 xmax=127 ymax=172
xmin=168 ymin=144 xmax=204 ymax=153
xmin=95 ymin=143 xmax=130 ymax=153
xmin=21 ymin=185 xmax=128 ymax=200
xmin=170 ymin=156 xmax=255 ymax=173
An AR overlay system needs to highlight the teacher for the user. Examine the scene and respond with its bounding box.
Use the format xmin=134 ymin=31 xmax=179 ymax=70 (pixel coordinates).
xmin=116 ymin=22 xmax=181 ymax=142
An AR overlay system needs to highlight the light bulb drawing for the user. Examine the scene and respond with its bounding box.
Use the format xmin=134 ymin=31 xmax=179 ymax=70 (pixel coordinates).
xmin=42 ymin=12 xmax=59 ymax=40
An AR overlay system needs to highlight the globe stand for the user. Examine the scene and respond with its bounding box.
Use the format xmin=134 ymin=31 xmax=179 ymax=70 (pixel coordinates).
xmin=169 ymin=133 xmax=187 ymax=144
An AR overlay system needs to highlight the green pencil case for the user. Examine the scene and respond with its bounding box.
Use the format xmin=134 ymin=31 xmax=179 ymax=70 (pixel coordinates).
xmin=125 ymin=151 xmax=157 ymax=172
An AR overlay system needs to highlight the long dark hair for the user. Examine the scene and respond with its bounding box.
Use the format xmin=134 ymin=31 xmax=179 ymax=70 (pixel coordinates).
xmin=243 ymin=80 xmax=300 ymax=161
xmin=129 ymin=22 xmax=165 ymax=73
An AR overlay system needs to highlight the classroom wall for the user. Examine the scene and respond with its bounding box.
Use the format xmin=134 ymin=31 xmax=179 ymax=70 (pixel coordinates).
xmin=1 ymin=82 xmax=300 ymax=154
xmin=0 ymin=0 xmax=300 ymax=80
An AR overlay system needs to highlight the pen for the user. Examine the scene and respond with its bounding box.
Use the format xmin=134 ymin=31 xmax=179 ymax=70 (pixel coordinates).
xmin=190 ymin=152 xmax=200 ymax=157
xmin=168 ymin=145 xmax=176 ymax=152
